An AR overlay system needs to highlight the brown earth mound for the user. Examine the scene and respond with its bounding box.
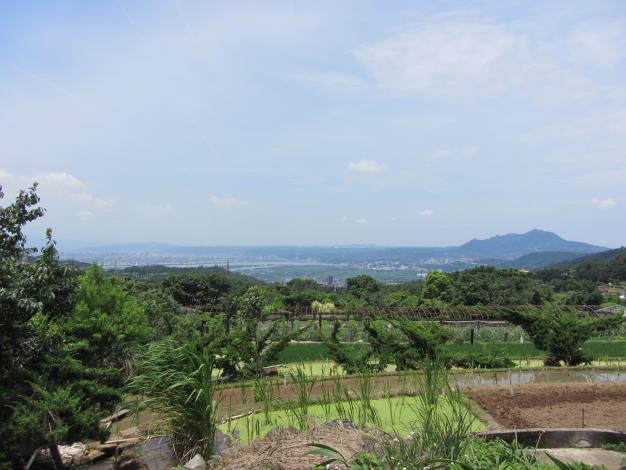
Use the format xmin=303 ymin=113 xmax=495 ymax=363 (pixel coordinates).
xmin=210 ymin=422 xmax=387 ymax=470
xmin=466 ymin=382 xmax=626 ymax=431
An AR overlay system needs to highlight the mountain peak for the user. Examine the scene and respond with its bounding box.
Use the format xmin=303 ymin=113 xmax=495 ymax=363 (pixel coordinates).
xmin=457 ymin=229 xmax=606 ymax=260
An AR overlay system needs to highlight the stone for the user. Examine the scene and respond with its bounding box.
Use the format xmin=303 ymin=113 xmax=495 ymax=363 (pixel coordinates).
xmin=214 ymin=429 xmax=237 ymax=455
xmin=87 ymin=449 xmax=106 ymax=462
xmin=184 ymin=453 xmax=206 ymax=470
xmin=120 ymin=426 xmax=141 ymax=439
xmin=325 ymin=419 xmax=357 ymax=429
xmin=114 ymin=453 xmax=149 ymax=470
xmin=265 ymin=426 xmax=298 ymax=439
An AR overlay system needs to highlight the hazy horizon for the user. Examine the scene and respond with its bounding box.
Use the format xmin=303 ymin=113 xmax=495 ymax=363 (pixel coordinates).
xmin=2 ymin=1 xmax=625 ymax=247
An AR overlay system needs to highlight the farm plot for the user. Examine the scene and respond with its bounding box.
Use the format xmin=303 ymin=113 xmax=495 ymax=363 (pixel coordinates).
xmin=466 ymin=382 xmax=626 ymax=431
xmin=218 ymin=395 xmax=484 ymax=445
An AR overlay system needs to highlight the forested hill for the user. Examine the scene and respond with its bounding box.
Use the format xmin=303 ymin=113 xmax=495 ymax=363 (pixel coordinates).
xmin=534 ymin=247 xmax=626 ymax=283
xmin=115 ymin=264 xmax=260 ymax=284
xmin=487 ymin=251 xmax=585 ymax=270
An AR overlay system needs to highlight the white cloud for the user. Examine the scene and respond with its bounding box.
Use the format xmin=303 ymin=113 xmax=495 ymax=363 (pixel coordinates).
xmin=420 ymin=208 xmax=434 ymax=217
xmin=209 ymin=195 xmax=251 ymax=209
xmin=0 ymin=169 xmax=15 ymax=183
xmin=566 ymin=23 xmax=626 ymax=68
xmin=348 ymin=159 xmax=386 ymax=173
xmin=591 ymin=198 xmax=616 ymax=209
xmin=76 ymin=209 xmax=93 ymax=218
xmin=71 ymin=191 xmax=113 ymax=211
xmin=433 ymin=148 xmax=451 ymax=159
xmin=354 ymin=15 xmax=597 ymax=103
xmin=340 ymin=215 xmax=367 ymax=224
xmin=576 ymin=167 xmax=626 ymax=186
xmin=34 ymin=172 xmax=86 ymax=190
xmin=1 ymin=169 xmax=113 ymax=213
xmin=525 ymin=108 xmax=626 ymax=142
xmin=461 ymin=146 xmax=478 ymax=158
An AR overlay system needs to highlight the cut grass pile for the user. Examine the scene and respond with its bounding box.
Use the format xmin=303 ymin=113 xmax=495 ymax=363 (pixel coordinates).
xmin=217 ymin=395 xmax=484 ymax=445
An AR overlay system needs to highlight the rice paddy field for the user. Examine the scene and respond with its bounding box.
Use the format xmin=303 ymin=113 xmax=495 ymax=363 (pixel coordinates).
xmin=217 ymin=394 xmax=484 ymax=445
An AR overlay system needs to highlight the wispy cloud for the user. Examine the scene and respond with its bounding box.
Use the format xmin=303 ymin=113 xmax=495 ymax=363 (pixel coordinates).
xmin=354 ymin=14 xmax=600 ymax=104
xmin=341 ymin=215 xmax=367 ymax=224
xmin=209 ymin=195 xmax=251 ymax=209
xmin=3 ymin=170 xmax=112 ymax=213
xmin=591 ymin=198 xmax=616 ymax=209
xmin=420 ymin=208 xmax=434 ymax=217
xmin=34 ymin=171 xmax=86 ymax=190
xmin=348 ymin=159 xmax=386 ymax=173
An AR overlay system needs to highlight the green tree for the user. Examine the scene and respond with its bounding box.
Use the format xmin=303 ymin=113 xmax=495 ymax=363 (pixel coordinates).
xmin=503 ymin=306 xmax=623 ymax=366
xmin=346 ymin=275 xmax=380 ymax=297
xmin=138 ymin=288 xmax=179 ymax=340
xmin=68 ymin=263 xmax=151 ymax=369
xmin=0 ymin=185 xmax=119 ymax=468
xmin=421 ymin=271 xmax=454 ymax=304
xmin=162 ymin=273 xmax=233 ymax=308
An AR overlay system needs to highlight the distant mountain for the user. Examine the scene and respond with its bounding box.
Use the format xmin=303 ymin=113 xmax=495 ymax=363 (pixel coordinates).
xmin=549 ymin=247 xmax=626 ymax=268
xmin=456 ymin=229 xmax=607 ymax=260
xmin=533 ymin=247 xmax=626 ymax=283
xmin=57 ymin=229 xmax=609 ymax=276
xmin=484 ymin=251 xmax=586 ymax=270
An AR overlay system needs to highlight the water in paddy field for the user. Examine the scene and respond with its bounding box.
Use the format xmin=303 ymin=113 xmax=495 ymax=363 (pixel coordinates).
xmin=452 ymin=368 xmax=626 ymax=387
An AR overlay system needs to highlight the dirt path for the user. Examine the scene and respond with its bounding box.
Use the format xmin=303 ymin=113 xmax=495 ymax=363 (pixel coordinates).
xmin=466 ymin=382 xmax=626 ymax=431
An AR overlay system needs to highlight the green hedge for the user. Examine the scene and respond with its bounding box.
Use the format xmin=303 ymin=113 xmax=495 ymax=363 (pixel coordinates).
xmin=276 ymin=339 xmax=626 ymax=364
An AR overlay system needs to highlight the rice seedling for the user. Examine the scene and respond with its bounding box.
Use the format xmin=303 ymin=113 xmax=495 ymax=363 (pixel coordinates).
xmin=285 ymin=365 xmax=316 ymax=430
xmin=252 ymin=377 xmax=274 ymax=425
xmin=356 ymin=371 xmax=381 ymax=427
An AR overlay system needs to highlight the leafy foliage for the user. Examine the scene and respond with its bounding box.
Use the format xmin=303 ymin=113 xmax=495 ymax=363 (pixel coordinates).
xmin=129 ymin=339 xmax=219 ymax=460
xmin=68 ymin=263 xmax=151 ymax=369
xmin=502 ymin=306 xmax=623 ymax=366
xmin=0 ymin=185 xmax=124 ymax=468
xmin=323 ymin=320 xmax=382 ymax=374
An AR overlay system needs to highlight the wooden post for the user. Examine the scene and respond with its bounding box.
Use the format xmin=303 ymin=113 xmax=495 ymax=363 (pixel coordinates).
xmin=49 ymin=444 xmax=65 ymax=470
xmin=470 ymin=328 xmax=474 ymax=345
xmin=47 ymin=411 xmax=65 ymax=470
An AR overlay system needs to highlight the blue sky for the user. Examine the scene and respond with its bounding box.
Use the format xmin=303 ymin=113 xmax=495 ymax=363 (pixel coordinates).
xmin=1 ymin=1 xmax=624 ymax=247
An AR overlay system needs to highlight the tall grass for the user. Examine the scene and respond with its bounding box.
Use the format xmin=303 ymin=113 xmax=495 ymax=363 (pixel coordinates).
xmin=383 ymin=360 xmax=477 ymax=465
xmin=285 ymin=365 xmax=316 ymax=430
xmin=128 ymin=339 xmax=219 ymax=461
xmin=252 ymin=377 xmax=274 ymax=425
xmin=356 ymin=372 xmax=381 ymax=427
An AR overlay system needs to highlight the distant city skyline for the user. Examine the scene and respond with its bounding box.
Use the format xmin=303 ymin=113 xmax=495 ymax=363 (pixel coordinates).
xmin=1 ymin=1 xmax=625 ymax=247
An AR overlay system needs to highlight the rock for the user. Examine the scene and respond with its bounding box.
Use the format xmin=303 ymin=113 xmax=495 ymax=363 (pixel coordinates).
xmin=184 ymin=453 xmax=206 ymax=470
xmin=113 ymin=453 xmax=149 ymax=470
xmin=214 ymin=429 xmax=237 ymax=455
xmin=87 ymin=449 xmax=106 ymax=462
xmin=37 ymin=442 xmax=89 ymax=466
xmin=265 ymin=426 xmax=298 ymax=439
xmin=120 ymin=426 xmax=141 ymax=439
xmin=325 ymin=419 xmax=357 ymax=429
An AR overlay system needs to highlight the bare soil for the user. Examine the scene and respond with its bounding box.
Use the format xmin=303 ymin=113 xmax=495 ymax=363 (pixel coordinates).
xmin=465 ymin=382 xmax=626 ymax=431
